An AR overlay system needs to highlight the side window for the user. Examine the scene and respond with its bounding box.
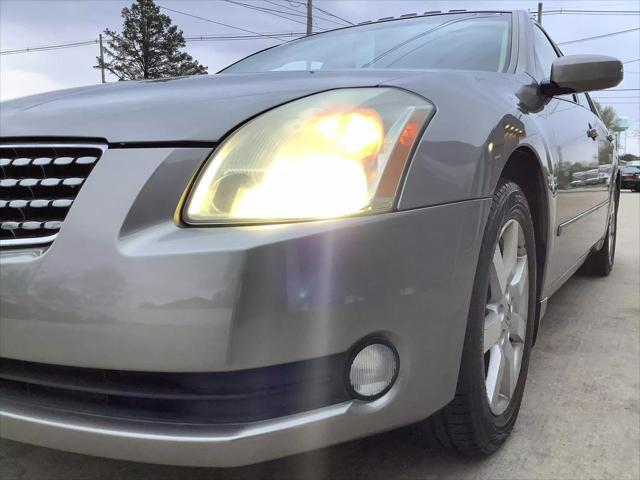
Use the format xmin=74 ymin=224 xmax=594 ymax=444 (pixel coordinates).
xmin=577 ymin=93 xmax=590 ymax=108
xmin=533 ymin=24 xmax=575 ymax=102
xmin=584 ymin=93 xmax=608 ymax=128
xmin=583 ymin=93 xmax=602 ymax=118
xmin=532 ymin=24 xmax=558 ymax=79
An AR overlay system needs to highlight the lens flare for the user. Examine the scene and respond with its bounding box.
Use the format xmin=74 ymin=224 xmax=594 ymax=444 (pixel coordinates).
xmin=230 ymin=154 xmax=370 ymax=219
xmin=229 ymin=110 xmax=383 ymax=219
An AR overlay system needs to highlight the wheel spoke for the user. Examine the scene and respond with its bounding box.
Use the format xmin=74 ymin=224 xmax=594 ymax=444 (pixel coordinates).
xmin=502 ymin=221 xmax=519 ymax=282
xmin=484 ymin=217 xmax=530 ymax=415
xmin=484 ymin=307 xmax=502 ymax=353
xmin=513 ymin=343 xmax=524 ymax=390
xmin=510 ymin=312 xmax=527 ymax=344
xmin=489 ymin=245 xmax=508 ymax=301
xmin=486 ymin=343 xmax=506 ymax=411
xmin=510 ymin=257 xmax=528 ymax=314
xmin=501 ymin=339 xmax=518 ymax=398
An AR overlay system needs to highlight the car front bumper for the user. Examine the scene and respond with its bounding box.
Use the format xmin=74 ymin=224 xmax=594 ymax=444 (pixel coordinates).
xmin=0 ymin=147 xmax=490 ymax=466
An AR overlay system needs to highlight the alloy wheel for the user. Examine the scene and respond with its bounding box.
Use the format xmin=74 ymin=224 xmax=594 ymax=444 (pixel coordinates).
xmin=483 ymin=219 xmax=528 ymax=415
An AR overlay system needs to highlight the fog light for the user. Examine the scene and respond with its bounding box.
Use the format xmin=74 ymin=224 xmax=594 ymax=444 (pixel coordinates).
xmin=347 ymin=341 xmax=399 ymax=400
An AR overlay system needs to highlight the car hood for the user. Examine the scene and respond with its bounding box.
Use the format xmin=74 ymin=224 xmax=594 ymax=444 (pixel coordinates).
xmin=0 ymin=70 xmax=425 ymax=143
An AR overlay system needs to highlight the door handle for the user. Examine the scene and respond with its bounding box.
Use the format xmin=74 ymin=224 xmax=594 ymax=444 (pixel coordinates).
xmin=587 ymin=124 xmax=598 ymax=140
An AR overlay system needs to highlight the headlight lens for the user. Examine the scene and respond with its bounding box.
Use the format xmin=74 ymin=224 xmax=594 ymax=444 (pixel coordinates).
xmin=182 ymin=88 xmax=433 ymax=224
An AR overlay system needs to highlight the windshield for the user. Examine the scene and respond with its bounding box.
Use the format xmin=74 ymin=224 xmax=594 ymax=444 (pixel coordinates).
xmin=223 ymin=13 xmax=512 ymax=74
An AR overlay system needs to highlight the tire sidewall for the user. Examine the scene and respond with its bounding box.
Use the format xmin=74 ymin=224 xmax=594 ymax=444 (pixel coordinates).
xmin=462 ymin=182 xmax=537 ymax=448
xmin=608 ymin=191 xmax=619 ymax=270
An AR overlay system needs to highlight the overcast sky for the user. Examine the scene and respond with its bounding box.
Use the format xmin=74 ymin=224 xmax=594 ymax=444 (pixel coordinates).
xmin=0 ymin=0 xmax=638 ymax=153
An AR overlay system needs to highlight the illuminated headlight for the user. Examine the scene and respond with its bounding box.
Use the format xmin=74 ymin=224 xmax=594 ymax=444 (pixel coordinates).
xmin=347 ymin=341 xmax=399 ymax=400
xmin=181 ymin=88 xmax=434 ymax=224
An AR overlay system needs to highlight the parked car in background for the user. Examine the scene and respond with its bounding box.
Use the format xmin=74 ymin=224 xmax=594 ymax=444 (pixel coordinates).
xmin=621 ymin=163 xmax=640 ymax=191
xmin=584 ymin=168 xmax=602 ymax=186
xmin=0 ymin=10 xmax=623 ymax=467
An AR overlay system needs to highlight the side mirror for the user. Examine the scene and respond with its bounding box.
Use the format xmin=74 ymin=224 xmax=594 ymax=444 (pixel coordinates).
xmin=540 ymin=54 xmax=623 ymax=96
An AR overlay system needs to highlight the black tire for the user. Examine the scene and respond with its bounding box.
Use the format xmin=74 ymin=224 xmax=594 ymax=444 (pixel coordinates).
xmin=582 ymin=189 xmax=618 ymax=276
xmin=424 ymin=179 xmax=537 ymax=455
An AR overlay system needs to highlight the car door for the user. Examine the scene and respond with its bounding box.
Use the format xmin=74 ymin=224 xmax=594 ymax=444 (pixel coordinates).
xmin=578 ymin=92 xmax=616 ymax=199
xmin=531 ymin=24 xmax=607 ymax=284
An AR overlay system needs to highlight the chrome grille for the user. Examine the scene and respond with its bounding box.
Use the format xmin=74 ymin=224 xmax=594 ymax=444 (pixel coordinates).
xmin=0 ymin=143 xmax=105 ymax=248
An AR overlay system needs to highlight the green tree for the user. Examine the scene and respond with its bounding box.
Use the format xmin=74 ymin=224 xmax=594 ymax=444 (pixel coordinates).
xmin=96 ymin=0 xmax=207 ymax=80
xmin=591 ymin=100 xmax=618 ymax=131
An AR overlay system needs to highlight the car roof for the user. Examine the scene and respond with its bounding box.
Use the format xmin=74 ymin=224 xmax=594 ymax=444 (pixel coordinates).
xmin=354 ymin=10 xmax=516 ymax=27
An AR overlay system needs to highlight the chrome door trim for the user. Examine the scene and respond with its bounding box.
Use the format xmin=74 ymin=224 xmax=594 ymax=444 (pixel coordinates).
xmin=556 ymin=199 xmax=609 ymax=236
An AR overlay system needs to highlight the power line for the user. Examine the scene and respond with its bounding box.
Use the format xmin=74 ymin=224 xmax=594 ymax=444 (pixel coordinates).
xmin=221 ymin=0 xmax=326 ymax=29
xmin=0 ymin=32 xmax=305 ymax=56
xmin=262 ymin=0 xmax=307 ymax=16
xmin=263 ymin=0 xmax=348 ymax=27
xmin=265 ymin=0 xmax=299 ymax=11
xmin=313 ymin=4 xmax=354 ymax=26
xmin=225 ymin=0 xmax=307 ymax=23
xmin=185 ymin=32 xmax=303 ymax=42
xmin=267 ymin=0 xmax=353 ymax=26
xmin=542 ymin=9 xmax=640 ymax=15
xmin=574 ymin=1 xmax=640 ymax=7
xmin=594 ymin=92 xmax=640 ymax=96
xmin=543 ymin=9 xmax=640 ymax=13
xmin=3 ymin=3 xmax=311 ymax=56
xmin=262 ymin=0 xmax=304 ymax=16
xmin=158 ymin=5 xmax=288 ymax=41
xmin=545 ymin=12 xmax=640 ymax=15
xmin=3 ymin=9 xmax=639 ymax=60
xmin=1 ymin=39 xmax=97 ymax=56
xmin=557 ymin=27 xmax=640 ymax=45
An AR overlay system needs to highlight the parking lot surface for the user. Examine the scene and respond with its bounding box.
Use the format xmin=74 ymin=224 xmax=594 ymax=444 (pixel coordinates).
xmin=1 ymin=193 xmax=638 ymax=480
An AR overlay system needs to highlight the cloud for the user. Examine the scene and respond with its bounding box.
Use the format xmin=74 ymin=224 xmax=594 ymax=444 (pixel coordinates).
xmin=0 ymin=69 xmax=62 ymax=101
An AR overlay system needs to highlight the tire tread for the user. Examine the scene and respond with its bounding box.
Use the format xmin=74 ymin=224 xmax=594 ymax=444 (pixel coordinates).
xmin=422 ymin=179 xmax=534 ymax=456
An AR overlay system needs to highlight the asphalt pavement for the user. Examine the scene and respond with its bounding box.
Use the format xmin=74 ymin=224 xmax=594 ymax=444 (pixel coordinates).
xmin=1 ymin=192 xmax=638 ymax=480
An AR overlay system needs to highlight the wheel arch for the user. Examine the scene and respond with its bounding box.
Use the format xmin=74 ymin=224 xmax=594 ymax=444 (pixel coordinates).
xmin=498 ymin=146 xmax=551 ymax=345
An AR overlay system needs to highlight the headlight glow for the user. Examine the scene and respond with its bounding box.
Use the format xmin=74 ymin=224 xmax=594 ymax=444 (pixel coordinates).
xmin=182 ymin=88 xmax=434 ymax=225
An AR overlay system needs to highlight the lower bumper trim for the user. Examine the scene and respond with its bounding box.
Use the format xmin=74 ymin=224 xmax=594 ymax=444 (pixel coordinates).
xmin=0 ymin=354 xmax=350 ymax=425
xmin=0 ymin=398 xmax=353 ymax=467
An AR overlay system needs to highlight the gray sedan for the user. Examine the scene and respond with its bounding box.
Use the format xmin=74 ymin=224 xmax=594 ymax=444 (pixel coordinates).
xmin=0 ymin=10 xmax=623 ymax=467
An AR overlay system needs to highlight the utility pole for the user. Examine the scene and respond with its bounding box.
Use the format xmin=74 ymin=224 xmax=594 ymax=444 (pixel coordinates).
xmin=306 ymin=0 xmax=313 ymax=36
xmin=99 ymin=34 xmax=106 ymax=83
xmin=537 ymin=2 xmax=543 ymax=25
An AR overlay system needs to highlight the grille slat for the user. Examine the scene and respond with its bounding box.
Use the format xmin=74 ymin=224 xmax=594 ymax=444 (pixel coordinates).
xmin=0 ymin=221 xmax=61 ymax=230
xmin=0 ymin=177 xmax=86 ymax=187
xmin=0 ymin=198 xmax=72 ymax=208
xmin=0 ymin=144 xmax=104 ymax=247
